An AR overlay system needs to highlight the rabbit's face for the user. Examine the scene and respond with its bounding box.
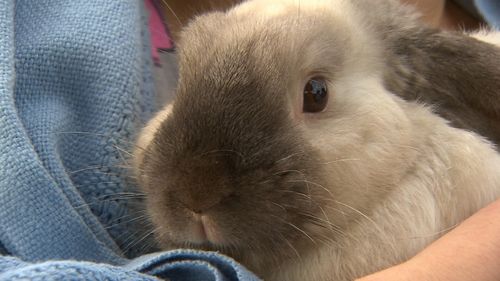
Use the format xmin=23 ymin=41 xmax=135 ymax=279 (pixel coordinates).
xmin=135 ymin=0 xmax=418 ymax=268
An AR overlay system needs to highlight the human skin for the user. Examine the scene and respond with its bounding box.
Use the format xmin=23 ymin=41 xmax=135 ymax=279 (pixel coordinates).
xmin=357 ymin=198 xmax=500 ymax=281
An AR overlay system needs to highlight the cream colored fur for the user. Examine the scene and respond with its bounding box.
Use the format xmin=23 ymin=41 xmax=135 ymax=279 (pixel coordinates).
xmin=134 ymin=104 xmax=172 ymax=173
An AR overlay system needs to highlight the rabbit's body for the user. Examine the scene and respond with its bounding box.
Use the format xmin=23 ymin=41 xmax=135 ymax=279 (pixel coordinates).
xmin=267 ymin=103 xmax=500 ymax=280
xmin=134 ymin=1 xmax=500 ymax=280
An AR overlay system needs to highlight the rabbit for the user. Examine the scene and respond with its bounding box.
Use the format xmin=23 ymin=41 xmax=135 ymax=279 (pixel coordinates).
xmin=133 ymin=0 xmax=500 ymax=280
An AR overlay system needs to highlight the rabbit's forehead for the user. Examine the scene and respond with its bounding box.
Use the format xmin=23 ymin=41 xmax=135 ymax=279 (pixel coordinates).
xmin=177 ymin=5 xmax=355 ymax=88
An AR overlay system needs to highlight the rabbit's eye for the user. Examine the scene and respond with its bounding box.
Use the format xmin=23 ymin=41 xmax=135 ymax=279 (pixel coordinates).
xmin=303 ymin=78 xmax=328 ymax=113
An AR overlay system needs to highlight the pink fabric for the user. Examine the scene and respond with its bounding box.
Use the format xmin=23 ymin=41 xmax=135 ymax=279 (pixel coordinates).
xmin=145 ymin=0 xmax=173 ymax=64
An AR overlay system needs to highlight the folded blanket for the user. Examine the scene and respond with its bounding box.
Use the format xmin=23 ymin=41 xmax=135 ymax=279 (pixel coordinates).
xmin=1 ymin=251 xmax=259 ymax=281
xmin=0 ymin=0 xmax=259 ymax=280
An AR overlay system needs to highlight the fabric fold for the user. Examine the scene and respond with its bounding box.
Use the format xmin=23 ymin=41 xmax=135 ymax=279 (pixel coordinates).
xmin=0 ymin=0 xmax=155 ymax=264
xmin=0 ymin=251 xmax=261 ymax=280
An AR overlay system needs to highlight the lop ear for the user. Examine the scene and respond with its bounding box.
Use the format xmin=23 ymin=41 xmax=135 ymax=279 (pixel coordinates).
xmin=384 ymin=29 xmax=500 ymax=146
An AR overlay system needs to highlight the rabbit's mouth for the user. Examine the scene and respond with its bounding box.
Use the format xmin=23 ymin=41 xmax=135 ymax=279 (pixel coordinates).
xmin=185 ymin=212 xmax=225 ymax=246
